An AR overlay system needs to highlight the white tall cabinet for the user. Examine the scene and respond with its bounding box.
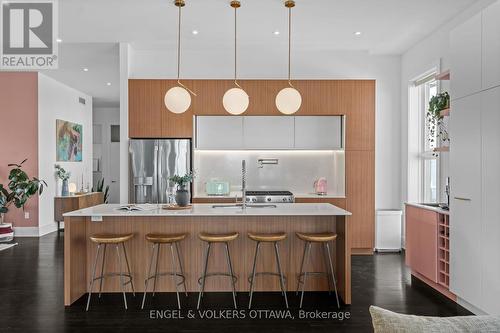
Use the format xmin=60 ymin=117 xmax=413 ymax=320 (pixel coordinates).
xmin=450 ymin=0 xmax=500 ymax=315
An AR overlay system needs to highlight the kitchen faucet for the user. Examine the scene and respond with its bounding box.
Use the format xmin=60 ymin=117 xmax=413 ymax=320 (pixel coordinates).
xmin=242 ymin=160 xmax=247 ymax=210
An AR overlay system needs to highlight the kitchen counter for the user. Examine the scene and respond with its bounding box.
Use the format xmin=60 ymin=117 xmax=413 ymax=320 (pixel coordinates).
xmin=64 ymin=203 xmax=352 ymax=307
xmin=405 ymin=202 xmax=450 ymax=215
xmin=64 ymin=203 xmax=351 ymax=217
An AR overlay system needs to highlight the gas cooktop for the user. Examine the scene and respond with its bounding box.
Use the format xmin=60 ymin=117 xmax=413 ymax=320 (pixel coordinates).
xmin=245 ymin=191 xmax=294 ymax=203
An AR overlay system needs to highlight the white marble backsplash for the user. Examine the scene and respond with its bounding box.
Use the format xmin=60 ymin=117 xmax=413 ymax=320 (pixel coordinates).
xmin=193 ymin=150 xmax=345 ymax=197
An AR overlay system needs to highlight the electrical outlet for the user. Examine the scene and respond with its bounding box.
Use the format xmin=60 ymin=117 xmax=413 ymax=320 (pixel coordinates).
xmin=24 ymin=212 xmax=30 ymax=219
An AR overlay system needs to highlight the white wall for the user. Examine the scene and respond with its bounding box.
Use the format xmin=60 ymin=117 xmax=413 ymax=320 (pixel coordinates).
xmin=38 ymin=73 xmax=93 ymax=235
xmin=127 ymin=47 xmax=402 ymax=210
xmin=93 ymin=107 xmax=120 ymax=203
xmin=119 ymin=43 xmax=130 ymax=204
xmin=401 ymin=0 xmax=496 ymax=205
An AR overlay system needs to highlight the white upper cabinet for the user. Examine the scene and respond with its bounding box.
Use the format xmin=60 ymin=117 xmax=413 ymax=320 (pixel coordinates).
xmin=480 ymin=86 xmax=500 ymax=315
xmin=449 ymin=93 xmax=482 ymax=308
xmin=482 ymin=1 xmax=500 ymax=90
xmin=243 ymin=116 xmax=294 ymax=149
xmin=295 ymin=116 xmax=343 ymax=149
xmin=195 ymin=116 xmax=243 ymax=149
xmin=450 ymin=12 xmax=482 ymax=100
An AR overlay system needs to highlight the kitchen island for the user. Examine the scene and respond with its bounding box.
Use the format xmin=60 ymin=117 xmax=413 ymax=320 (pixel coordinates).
xmin=64 ymin=203 xmax=351 ymax=306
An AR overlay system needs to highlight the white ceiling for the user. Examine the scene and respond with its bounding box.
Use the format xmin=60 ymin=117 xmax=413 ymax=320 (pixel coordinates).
xmin=47 ymin=0 xmax=481 ymax=107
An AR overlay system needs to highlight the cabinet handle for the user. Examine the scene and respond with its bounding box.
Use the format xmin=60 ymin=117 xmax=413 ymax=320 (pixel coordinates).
xmin=454 ymin=197 xmax=471 ymax=201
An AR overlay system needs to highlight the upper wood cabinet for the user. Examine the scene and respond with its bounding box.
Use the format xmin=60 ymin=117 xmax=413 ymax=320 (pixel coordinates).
xmin=129 ymin=80 xmax=193 ymax=138
xmin=450 ymin=12 xmax=482 ymax=100
xmin=482 ymin=0 xmax=500 ymax=91
xmin=295 ymin=116 xmax=343 ymax=149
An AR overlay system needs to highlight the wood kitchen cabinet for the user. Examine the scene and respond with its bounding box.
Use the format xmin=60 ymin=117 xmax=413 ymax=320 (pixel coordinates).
xmin=129 ymin=80 xmax=192 ymax=138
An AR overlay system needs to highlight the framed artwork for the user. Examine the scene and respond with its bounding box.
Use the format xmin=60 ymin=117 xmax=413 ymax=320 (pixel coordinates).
xmin=56 ymin=119 xmax=83 ymax=162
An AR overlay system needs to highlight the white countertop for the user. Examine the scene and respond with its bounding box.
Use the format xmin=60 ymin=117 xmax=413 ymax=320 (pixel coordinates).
xmin=405 ymin=203 xmax=450 ymax=215
xmin=63 ymin=203 xmax=351 ymax=217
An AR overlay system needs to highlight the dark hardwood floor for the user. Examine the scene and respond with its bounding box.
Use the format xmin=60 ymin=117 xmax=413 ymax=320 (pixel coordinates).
xmin=0 ymin=232 xmax=470 ymax=333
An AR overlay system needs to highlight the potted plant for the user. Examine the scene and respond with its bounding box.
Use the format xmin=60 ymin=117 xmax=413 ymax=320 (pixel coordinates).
xmin=92 ymin=178 xmax=110 ymax=203
xmin=427 ymin=92 xmax=450 ymax=145
xmin=0 ymin=160 xmax=47 ymax=242
xmin=168 ymin=172 xmax=194 ymax=207
xmin=55 ymin=164 xmax=70 ymax=196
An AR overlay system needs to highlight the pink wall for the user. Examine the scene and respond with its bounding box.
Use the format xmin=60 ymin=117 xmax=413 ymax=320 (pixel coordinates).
xmin=0 ymin=72 xmax=39 ymax=227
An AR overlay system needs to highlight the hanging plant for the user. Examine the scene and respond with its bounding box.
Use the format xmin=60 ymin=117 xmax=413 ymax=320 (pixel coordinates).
xmin=427 ymin=92 xmax=450 ymax=145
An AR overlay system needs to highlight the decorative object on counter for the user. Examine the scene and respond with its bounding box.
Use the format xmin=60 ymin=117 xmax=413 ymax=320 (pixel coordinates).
xmin=427 ymin=91 xmax=450 ymax=146
xmin=276 ymin=0 xmax=302 ymax=115
xmin=162 ymin=204 xmax=193 ymax=210
xmin=223 ymin=0 xmax=249 ymax=115
xmin=0 ymin=159 xmax=47 ymax=241
xmin=313 ymin=177 xmax=328 ymax=195
xmin=164 ymin=0 xmax=196 ymax=114
xmin=169 ymin=172 xmax=195 ymax=207
xmin=205 ymin=180 xmax=230 ymax=196
xmin=92 ymin=178 xmax=110 ymax=203
xmin=55 ymin=164 xmax=71 ymax=196
xmin=56 ymin=119 xmax=83 ymax=162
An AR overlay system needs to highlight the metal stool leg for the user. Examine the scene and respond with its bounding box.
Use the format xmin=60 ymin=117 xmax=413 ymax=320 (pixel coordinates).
xmin=86 ymin=244 xmax=101 ymax=311
xmin=248 ymin=241 xmax=261 ymax=309
xmin=274 ymin=242 xmax=289 ymax=309
xmin=197 ymin=243 xmax=211 ymax=309
xmin=325 ymin=242 xmax=340 ymax=308
xmin=224 ymin=242 xmax=238 ymax=309
xmin=115 ymin=244 xmax=128 ymax=310
xmin=299 ymin=242 xmax=312 ymax=309
xmin=175 ymin=242 xmax=189 ymax=297
xmin=98 ymin=244 xmax=107 ymax=298
xmin=122 ymin=243 xmax=135 ymax=296
xmin=152 ymin=243 xmax=161 ymax=297
xmin=296 ymin=241 xmax=308 ymax=295
xmin=322 ymin=243 xmax=332 ymax=295
xmin=170 ymin=244 xmax=181 ymax=309
xmin=142 ymin=243 xmax=157 ymax=309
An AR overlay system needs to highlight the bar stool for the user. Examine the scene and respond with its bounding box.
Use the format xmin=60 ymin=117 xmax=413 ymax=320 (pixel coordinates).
xmin=296 ymin=232 xmax=340 ymax=309
xmin=197 ymin=232 xmax=239 ymax=309
xmin=141 ymin=233 xmax=189 ymax=310
xmin=247 ymin=232 xmax=288 ymax=309
xmin=86 ymin=233 xmax=135 ymax=311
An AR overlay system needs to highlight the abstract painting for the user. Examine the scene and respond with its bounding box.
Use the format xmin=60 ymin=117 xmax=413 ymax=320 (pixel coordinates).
xmin=56 ymin=119 xmax=83 ymax=162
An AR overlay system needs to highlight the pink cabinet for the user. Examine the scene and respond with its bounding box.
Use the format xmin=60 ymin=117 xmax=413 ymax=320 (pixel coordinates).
xmin=406 ymin=205 xmax=438 ymax=283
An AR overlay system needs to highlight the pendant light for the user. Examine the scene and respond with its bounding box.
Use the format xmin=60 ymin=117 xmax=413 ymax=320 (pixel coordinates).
xmin=276 ymin=0 xmax=302 ymax=115
xmin=165 ymin=0 xmax=196 ymax=114
xmin=223 ymin=0 xmax=249 ymax=115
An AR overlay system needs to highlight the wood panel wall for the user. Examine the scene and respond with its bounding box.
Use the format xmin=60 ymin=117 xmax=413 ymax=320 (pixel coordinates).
xmin=129 ymin=79 xmax=375 ymax=253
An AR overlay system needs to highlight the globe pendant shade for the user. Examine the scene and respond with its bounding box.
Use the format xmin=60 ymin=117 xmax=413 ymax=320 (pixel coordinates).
xmin=276 ymin=87 xmax=302 ymax=115
xmin=223 ymin=87 xmax=249 ymax=115
xmin=164 ymin=86 xmax=191 ymax=114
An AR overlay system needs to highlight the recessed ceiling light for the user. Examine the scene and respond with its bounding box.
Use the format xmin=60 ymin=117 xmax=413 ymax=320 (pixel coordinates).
xmin=106 ymin=82 xmax=111 ymax=86
xmin=192 ymin=30 xmax=199 ymax=35
xmin=273 ymin=30 xmax=280 ymax=35
xmin=354 ymin=31 xmax=362 ymax=36
xmin=56 ymin=38 xmax=62 ymax=43
xmin=83 ymin=68 xmax=89 ymax=72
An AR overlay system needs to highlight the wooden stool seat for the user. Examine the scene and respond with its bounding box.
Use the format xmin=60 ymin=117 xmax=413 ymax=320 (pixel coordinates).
xmin=145 ymin=233 xmax=188 ymax=243
xmin=90 ymin=234 xmax=134 ymax=244
xmin=248 ymin=232 xmax=287 ymax=242
xmin=199 ymin=232 xmax=239 ymax=243
xmin=296 ymin=232 xmax=337 ymax=243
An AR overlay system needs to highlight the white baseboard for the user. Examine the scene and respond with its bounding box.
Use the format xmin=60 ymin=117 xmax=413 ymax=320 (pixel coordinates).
xmin=457 ymin=297 xmax=488 ymax=315
xmin=14 ymin=223 xmax=58 ymax=237
xmin=39 ymin=223 xmax=57 ymax=236
xmin=13 ymin=227 xmax=40 ymax=237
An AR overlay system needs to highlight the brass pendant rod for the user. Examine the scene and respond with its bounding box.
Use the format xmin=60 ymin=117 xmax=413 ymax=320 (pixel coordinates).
xmin=174 ymin=0 xmax=196 ymax=96
xmin=287 ymin=3 xmax=294 ymax=88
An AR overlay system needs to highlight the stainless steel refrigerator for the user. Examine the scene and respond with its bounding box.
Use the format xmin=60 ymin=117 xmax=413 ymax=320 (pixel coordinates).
xmin=129 ymin=139 xmax=191 ymax=204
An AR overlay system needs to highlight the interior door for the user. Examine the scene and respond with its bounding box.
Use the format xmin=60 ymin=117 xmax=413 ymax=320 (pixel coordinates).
xmin=449 ymin=93 xmax=482 ymax=307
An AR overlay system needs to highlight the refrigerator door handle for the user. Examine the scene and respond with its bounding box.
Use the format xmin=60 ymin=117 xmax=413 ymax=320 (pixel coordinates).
xmin=158 ymin=143 xmax=163 ymax=203
xmin=153 ymin=143 xmax=159 ymax=204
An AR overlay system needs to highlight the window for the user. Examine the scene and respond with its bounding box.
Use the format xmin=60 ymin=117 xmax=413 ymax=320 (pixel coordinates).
xmin=408 ymin=70 xmax=439 ymax=203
